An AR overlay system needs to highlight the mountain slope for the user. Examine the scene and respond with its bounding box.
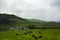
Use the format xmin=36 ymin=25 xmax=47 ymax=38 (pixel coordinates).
xmin=0 ymin=13 xmax=60 ymax=31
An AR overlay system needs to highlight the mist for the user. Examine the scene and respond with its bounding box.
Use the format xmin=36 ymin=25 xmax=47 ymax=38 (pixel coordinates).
xmin=0 ymin=0 xmax=60 ymax=22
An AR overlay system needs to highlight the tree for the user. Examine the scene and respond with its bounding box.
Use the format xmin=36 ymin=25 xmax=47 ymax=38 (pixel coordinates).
xmin=26 ymin=25 xmax=36 ymax=29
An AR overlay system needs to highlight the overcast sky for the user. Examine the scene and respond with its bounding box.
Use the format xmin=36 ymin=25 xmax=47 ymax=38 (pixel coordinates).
xmin=0 ymin=0 xmax=60 ymax=22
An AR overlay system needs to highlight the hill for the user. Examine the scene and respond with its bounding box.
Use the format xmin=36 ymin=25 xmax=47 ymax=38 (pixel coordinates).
xmin=0 ymin=13 xmax=40 ymax=31
xmin=0 ymin=13 xmax=28 ymax=31
xmin=0 ymin=13 xmax=60 ymax=31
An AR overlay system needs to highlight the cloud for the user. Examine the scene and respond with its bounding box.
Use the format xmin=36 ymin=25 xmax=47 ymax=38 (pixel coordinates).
xmin=51 ymin=0 xmax=60 ymax=10
xmin=0 ymin=0 xmax=60 ymax=22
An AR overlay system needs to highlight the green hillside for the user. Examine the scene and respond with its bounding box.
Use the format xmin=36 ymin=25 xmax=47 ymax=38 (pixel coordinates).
xmin=0 ymin=14 xmax=26 ymax=31
xmin=0 ymin=13 xmax=39 ymax=31
xmin=0 ymin=13 xmax=60 ymax=31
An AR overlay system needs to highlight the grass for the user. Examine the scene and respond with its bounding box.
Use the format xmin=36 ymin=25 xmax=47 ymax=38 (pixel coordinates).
xmin=0 ymin=29 xmax=60 ymax=40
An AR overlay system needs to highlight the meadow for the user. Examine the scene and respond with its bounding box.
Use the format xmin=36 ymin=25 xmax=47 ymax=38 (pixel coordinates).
xmin=0 ymin=29 xmax=60 ymax=40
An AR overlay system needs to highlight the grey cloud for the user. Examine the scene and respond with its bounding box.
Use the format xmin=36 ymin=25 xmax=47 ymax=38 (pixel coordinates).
xmin=51 ymin=0 xmax=60 ymax=10
xmin=0 ymin=0 xmax=60 ymax=22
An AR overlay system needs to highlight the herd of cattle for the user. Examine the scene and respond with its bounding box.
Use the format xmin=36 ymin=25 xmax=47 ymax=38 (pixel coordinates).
xmin=15 ymin=29 xmax=46 ymax=40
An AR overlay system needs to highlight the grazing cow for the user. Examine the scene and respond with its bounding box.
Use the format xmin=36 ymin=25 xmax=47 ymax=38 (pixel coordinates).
xmin=29 ymin=31 xmax=33 ymax=34
xmin=16 ymin=34 xmax=19 ymax=36
xmin=32 ymin=34 xmax=35 ymax=37
xmin=32 ymin=34 xmax=37 ymax=40
xmin=34 ymin=36 xmax=37 ymax=40
xmin=24 ymin=32 xmax=29 ymax=35
xmin=38 ymin=36 xmax=42 ymax=38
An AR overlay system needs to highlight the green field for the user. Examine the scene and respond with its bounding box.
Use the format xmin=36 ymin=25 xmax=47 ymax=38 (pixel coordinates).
xmin=0 ymin=29 xmax=60 ymax=40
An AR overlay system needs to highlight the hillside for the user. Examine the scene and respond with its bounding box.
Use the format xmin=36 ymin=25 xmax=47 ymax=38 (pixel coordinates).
xmin=0 ymin=13 xmax=60 ymax=31
xmin=0 ymin=13 xmax=40 ymax=31
xmin=0 ymin=13 xmax=28 ymax=31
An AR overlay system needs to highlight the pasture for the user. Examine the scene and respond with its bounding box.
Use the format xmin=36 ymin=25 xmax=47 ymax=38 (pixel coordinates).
xmin=0 ymin=29 xmax=60 ymax=40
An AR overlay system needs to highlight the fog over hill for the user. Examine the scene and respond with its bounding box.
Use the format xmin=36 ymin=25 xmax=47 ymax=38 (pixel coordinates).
xmin=0 ymin=0 xmax=60 ymax=22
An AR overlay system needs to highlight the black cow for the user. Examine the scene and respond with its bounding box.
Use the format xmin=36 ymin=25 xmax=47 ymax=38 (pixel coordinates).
xmin=32 ymin=34 xmax=37 ymax=40
xmin=32 ymin=34 xmax=35 ymax=37
xmin=16 ymin=34 xmax=19 ymax=36
xmin=29 ymin=31 xmax=33 ymax=34
xmin=38 ymin=36 xmax=43 ymax=39
xmin=34 ymin=37 xmax=37 ymax=40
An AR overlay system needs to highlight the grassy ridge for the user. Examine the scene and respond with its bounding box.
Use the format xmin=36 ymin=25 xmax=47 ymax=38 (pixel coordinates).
xmin=0 ymin=29 xmax=60 ymax=40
